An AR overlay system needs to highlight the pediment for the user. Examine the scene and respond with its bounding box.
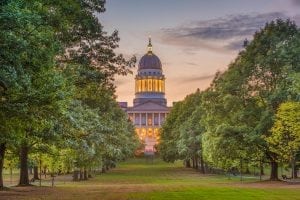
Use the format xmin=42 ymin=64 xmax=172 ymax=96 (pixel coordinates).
xmin=127 ymin=101 xmax=170 ymax=112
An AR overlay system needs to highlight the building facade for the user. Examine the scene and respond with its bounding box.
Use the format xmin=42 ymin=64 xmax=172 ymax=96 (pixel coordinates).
xmin=120 ymin=38 xmax=170 ymax=153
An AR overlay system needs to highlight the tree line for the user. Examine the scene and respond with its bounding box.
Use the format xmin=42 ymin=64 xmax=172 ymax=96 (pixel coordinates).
xmin=0 ymin=0 xmax=139 ymax=188
xmin=159 ymin=19 xmax=300 ymax=181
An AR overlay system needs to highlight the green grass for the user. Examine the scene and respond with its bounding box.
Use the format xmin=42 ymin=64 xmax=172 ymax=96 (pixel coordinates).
xmin=1 ymin=158 xmax=300 ymax=200
xmin=129 ymin=188 xmax=300 ymax=200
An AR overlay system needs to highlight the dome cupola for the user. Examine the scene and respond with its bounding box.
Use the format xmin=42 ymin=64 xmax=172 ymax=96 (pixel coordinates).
xmin=133 ymin=37 xmax=166 ymax=106
xmin=138 ymin=37 xmax=162 ymax=70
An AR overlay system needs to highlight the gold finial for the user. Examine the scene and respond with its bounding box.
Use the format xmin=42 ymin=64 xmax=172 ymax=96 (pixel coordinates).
xmin=147 ymin=36 xmax=153 ymax=53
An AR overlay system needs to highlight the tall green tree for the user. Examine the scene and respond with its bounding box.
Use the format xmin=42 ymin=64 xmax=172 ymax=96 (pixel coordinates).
xmin=0 ymin=0 xmax=136 ymax=186
xmin=201 ymin=68 xmax=262 ymax=174
xmin=160 ymin=90 xmax=206 ymax=170
xmin=266 ymin=102 xmax=300 ymax=178
xmin=202 ymin=19 xmax=300 ymax=180
xmin=239 ymin=19 xmax=299 ymax=180
xmin=0 ymin=0 xmax=72 ymax=186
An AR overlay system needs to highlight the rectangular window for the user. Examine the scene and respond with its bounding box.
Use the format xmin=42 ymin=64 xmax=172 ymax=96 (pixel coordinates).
xmin=135 ymin=114 xmax=140 ymax=125
xmin=148 ymin=113 xmax=153 ymax=126
xmin=154 ymin=113 xmax=159 ymax=125
xmin=160 ymin=113 xmax=165 ymax=124
xmin=148 ymin=79 xmax=152 ymax=91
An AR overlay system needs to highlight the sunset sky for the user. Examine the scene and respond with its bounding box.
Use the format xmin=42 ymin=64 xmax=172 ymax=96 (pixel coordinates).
xmin=100 ymin=0 xmax=300 ymax=106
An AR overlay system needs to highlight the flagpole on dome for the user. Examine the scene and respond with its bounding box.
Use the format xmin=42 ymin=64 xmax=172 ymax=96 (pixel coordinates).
xmin=147 ymin=36 xmax=153 ymax=53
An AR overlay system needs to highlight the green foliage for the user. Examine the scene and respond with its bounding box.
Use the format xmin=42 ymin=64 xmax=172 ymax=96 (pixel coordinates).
xmin=0 ymin=0 xmax=138 ymax=186
xmin=201 ymin=19 xmax=300 ymax=177
xmin=159 ymin=90 xmax=205 ymax=167
xmin=161 ymin=19 xmax=300 ymax=180
xmin=266 ymin=102 xmax=300 ymax=161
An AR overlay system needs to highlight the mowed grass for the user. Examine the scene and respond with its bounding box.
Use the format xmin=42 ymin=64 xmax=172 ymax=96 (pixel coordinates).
xmin=1 ymin=158 xmax=300 ymax=200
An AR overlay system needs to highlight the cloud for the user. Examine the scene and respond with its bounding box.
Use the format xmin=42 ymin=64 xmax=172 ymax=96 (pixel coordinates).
xmin=294 ymin=15 xmax=300 ymax=24
xmin=224 ymin=39 xmax=246 ymax=51
xmin=186 ymin=62 xmax=199 ymax=66
xmin=158 ymin=12 xmax=294 ymax=52
xmin=176 ymin=74 xmax=215 ymax=84
xmin=291 ymin=0 xmax=300 ymax=6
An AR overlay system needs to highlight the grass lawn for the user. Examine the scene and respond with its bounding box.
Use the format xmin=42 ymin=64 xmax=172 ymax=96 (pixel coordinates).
xmin=1 ymin=158 xmax=300 ymax=200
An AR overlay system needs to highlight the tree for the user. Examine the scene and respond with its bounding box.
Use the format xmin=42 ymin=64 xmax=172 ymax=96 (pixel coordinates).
xmin=159 ymin=101 xmax=183 ymax=163
xmin=0 ymin=0 xmax=136 ymax=186
xmin=160 ymin=90 xmax=206 ymax=170
xmin=201 ymin=68 xmax=262 ymax=174
xmin=266 ymin=102 xmax=300 ymax=178
xmin=0 ymin=0 xmax=73 ymax=186
xmin=201 ymin=19 xmax=300 ymax=180
xmin=239 ymin=19 xmax=299 ymax=180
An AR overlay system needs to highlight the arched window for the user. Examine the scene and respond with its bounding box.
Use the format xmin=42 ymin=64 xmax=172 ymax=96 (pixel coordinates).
xmin=142 ymin=79 xmax=146 ymax=91
xmin=148 ymin=79 xmax=152 ymax=91
xmin=158 ymin=80 xmax=162 ymax=92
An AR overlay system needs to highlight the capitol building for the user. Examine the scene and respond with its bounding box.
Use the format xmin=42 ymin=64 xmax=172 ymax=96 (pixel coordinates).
xmin=119 ymin=38 xmax=171 ymax=153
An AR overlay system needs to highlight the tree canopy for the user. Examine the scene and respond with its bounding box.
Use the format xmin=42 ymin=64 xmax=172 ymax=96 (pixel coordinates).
xmin=0 ymin=0 xmax=138 ymax=188
xmin=159 ymin=19 xmax=300 ymax=180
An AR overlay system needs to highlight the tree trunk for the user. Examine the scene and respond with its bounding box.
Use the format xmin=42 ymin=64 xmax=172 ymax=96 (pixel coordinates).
xmin=291 ymin=159 xmax=298 ymax=179
xmin=33 ymin=166 xmax=39 ymax=180
xmin=101 ymin=166 xmax=106 ymax=173
xmin=0 ymin=143 xmax=6 ymax=189
xmin=44 ymin=166 xmax=47 ymax=178
xmin=195 ymin=156 xmax=199 ymax=169
xmin=260 ymin=162 xmax=264 ymax=175
xmin=200 ymin=155 xmax=205 ymax=174
xmin=245 ymin=164 xmax=250 ymax=174
xmin=83 ymin=169 xmax=88 ymax=180
xmin=79 ymin=169 xmax=83 ymax=180
xmin=185 ymin=159 xmax=191 ymax=168
xmin=240 ymin=158 xmax=243 ymax=181
xmin=294 ymin=168 xmax=298 ymax=179
xmin=192 ymin=158 xmax=195 ymax=168
xmin=88 ymin=169 xmax=92 ymax=178
xmin=270 ymin=160 xmax=278 ymax=181
xmin=73 ymin=170 xmax=79 ymax=181
xmin=19 ymin=143 xmax=30 ymax=186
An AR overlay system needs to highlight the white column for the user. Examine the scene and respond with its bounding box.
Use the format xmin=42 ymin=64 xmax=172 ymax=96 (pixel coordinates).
xmin=139 ymin=113 xmax=142 ymax=127
xmin=158 ymin=113 xmax=161 ymax=126
xmin=152 ymin=113 xmax=154 ymax=127
xmin=146 ymin=113 xmax=148 ymax=126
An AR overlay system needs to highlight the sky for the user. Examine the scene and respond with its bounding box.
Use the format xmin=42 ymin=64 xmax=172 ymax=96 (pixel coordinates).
xmin=100 ymin=0 xmax=300 ymax=106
